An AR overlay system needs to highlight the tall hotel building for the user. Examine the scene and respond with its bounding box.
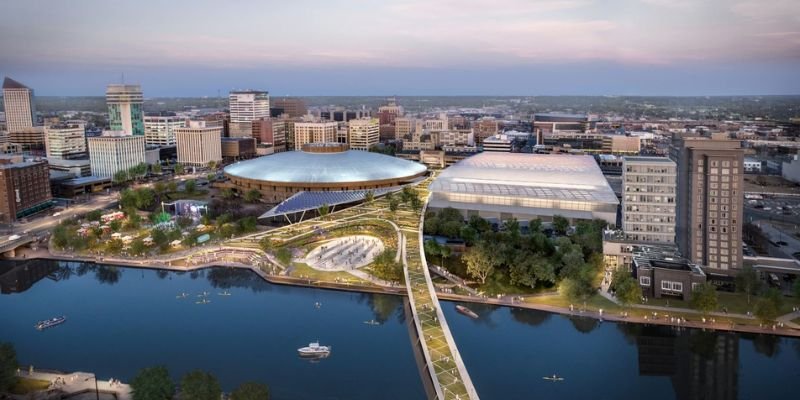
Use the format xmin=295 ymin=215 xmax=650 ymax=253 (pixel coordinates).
xmin=621 ymin=156 xmax=677 ymax=243
xmin=271 ymin=97 xmax=307 ymax=118
xmin=0 ymin=155 xmax=52 ymax=223
xmin=293 ymin=122 xmax=337 ymax=148
xmin=175 ymin=121 xmax=222 ymax=167
xmin=88 ymin=131 xmax=146 ymax=178
xmin=2 ymin=77 xmax=36 ymax=133
xmin=44 ymin=123 xmax=87 ymax=159
xmin=143 ymin=115 xmax=185 ymax=146
xmin=106 ymin=84 xmax=144 ymax=135
xmin=229 ymin=90 xmax=269 ymax=138
xmin=670 ymin=134 xmax=744 ymax=276
xmin=347 ymin=118 xmax=380 ymax=150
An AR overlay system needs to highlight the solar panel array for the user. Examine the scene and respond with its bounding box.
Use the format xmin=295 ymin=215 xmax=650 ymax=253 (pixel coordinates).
xmin=260 ymin=187 xmax=398 ymax=218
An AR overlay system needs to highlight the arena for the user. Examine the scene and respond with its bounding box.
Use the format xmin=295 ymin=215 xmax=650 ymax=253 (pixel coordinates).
xmin=223 ymin=143 xmax=428 ymax=203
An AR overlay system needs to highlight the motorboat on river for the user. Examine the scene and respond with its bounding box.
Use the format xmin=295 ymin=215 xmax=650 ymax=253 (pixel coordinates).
xmin=543 ymin=374 xmax=564 ymax=382
xmin=298 ymin=342 xmax=331 ymax=358
xmin=364 ymin=319 xmax=380 ymax=326
xmin=36 ymin=316 xmax=66 ymax=330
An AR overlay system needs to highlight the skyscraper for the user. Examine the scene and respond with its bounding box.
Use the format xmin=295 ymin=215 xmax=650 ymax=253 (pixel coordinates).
xmin=175 ymin=121 xmax=222 ymax=167
xmin=2 ymin=77 xmax=36 ymax=133
xmin=44 ymin=123 xmax=87 ymax=159
xmin=229 ymin=90 xmax=270 ymax=138
xmin=88 ymin=131 xmax=146 ymax=178
xmin=622 ymin=156 xmax=677 ymax=244
xmin=670 ymin=134 xmax=744 ymax=276
xmin=106 ymin=84 xmax=144 ymax=135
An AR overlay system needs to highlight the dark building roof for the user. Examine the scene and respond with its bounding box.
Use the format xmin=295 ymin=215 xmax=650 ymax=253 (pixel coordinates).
xmin=3 ymin=77 xmax=30 ymax=90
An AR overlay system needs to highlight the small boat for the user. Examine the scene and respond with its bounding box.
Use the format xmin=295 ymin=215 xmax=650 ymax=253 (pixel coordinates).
xmin=542 ymin=374 xmax=564 ymax=382
xmin=456 ymin=305 xmax=478 ymax=319
xmin=218 ymin=290 xmax=231 ymax=296
xmin=197 ymin=291 xmax=210 ymax=297
xmin=363 ymin=319 xmax=380 ymax=326
xmin=195 ymin=298 xmax=211 ymax=305
xmin=36 ymin=316 xmax=66 ymax=330
xmin=314 ymin=302 xmax=322 ymax=309
xmin=297 ymin=342 xmax=331 ymax=358
xmin=176 ymin=292 xmax=189 ymax=299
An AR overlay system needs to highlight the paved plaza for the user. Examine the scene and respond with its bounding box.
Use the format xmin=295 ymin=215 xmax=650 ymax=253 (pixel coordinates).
xmin=304 ymin=235 xmax=384 ymax=271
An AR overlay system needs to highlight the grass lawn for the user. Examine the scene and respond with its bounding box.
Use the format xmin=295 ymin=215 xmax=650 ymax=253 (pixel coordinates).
xmin=288 ymin=261 xmax=371 ymax=285
xmin=530 ymin=293 xmax=620 ymax=312
xmin=11 ymin=377 xmax=50 ymax=394
xmin=642 ymin=291 xmax=800 ymax=316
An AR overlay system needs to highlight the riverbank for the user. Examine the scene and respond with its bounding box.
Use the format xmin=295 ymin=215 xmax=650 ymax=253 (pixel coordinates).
xmin=6 ymin=252 xmax=800 ymax=338
xmin=8 ymin=368 xmax=131 ymax=400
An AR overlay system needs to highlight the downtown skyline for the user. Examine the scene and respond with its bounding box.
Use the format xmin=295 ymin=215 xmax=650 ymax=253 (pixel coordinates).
xmin=1 ymin=0 xmax=799 ymax=96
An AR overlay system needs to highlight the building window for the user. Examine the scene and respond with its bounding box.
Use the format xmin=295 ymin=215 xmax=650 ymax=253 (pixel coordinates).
xmin=640 ymin=276 xmax=651 ymax=286
xmin=661 ymin=280 xmax=683 ymax=293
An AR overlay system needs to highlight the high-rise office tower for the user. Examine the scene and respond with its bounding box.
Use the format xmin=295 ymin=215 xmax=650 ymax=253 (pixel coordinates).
xmin=670 ymin=134 xmax=744 ymax=276
xmin=175 ymin=121 xmax=222 ymax=167
xmin=88 ymin=131 xmax=146 ymax=178
xmin=271 ymin=97 xmax=307 ymax=118
xmin=348 ymin=118 xmax=380 ymax=151
xmin=622 ymin=156 xmax=677 ymax=244
xmin=229 ymin=90 xmax=269 ymax=138
xmin=106 ymin=84 xmax=144 ymax=135
xmin=44 ymin=123 xmax=87 ymax=159
xmin=143 ymin=115 xmax=185 ymax=146
xmin=2 ymin=77 xmax=36 ymax=133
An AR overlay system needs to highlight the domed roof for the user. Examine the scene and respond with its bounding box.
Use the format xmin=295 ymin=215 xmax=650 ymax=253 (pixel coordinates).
xmin=224 ymin=150 xmax=427 ymax=184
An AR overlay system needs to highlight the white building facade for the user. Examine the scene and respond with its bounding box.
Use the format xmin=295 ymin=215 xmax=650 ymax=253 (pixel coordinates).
xmin=2 ymin=77 xmax=36 ymax=133
xmin=44 ymin=123 xmax=86 ymax=159
xmin=143 ymin=115 xmax=184 ymax=146
xmin=175 ymin=121 xmax=222 ymax=167
xmin=347 ymin=118 xmax=379 ymax=150
xmin=294 ymin=122 xmax=337 ymax=148
xmin=88 ymin=132 xmax=146 ymax=178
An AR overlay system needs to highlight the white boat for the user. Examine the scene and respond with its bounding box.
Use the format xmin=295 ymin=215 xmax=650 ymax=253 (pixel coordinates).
xmin=363 ymin=319 xmax=380 ymax=326
xmin=218 ymin=290 xmax=231 ymax=296
xmin=176 ymin=292 xmax=189 ymax=299
xmin=195 ymin=298 xmax=211 ymax=305
xmin=197 ymin=291 xmax=210 ymax=297
xmin=456 ymin=305 xmax=479 ymax=319
xmin=36 ymin=316 xmax=66 ymax=330
xmin=297 ymin=342 xmax=331 ymax=358
xmin=542 ymin=374 xmax=564 ymax=382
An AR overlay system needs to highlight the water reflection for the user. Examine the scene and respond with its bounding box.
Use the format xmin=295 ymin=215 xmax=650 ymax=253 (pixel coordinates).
xmin=625 ymin=325 xmax=739 ymax=400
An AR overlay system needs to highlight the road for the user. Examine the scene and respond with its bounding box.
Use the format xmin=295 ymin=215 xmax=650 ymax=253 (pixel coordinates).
xmin=7 ymin=191 xmax=120 ymax=237
xmin=755 ymin=221 xmax=800 ymax=259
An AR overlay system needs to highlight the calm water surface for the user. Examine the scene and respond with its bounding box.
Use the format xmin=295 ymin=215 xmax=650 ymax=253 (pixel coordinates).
xmin=0 ymin=260 xmax=424 ymax=400
xmin=2 ymin=259 xmax=800 ymax=400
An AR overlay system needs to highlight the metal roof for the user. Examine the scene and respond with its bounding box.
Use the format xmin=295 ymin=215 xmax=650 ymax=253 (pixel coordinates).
xmin=224 ymin=150 xmax=427 ymax=184
xmin=2 ymin=77 xmax=30 ymax=90
xmin=429 ymin=152 xmax=618 ymax=204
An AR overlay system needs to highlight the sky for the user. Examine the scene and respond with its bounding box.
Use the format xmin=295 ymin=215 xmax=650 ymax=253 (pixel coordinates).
xmin=1 ymin=0 xmax=799 ymax=96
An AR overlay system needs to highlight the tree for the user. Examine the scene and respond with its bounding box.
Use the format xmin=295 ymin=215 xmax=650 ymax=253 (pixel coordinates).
xmin=151 ymin=163 xmax=163 ymax=174
xmin=244 ymin=189 xmax=262 ymax=203
xmin=735 ymin=265 xmax=762 ymax=305
xmin=754 ymin=291 xmax=782 ymax=324
xmin=153 ymin=182 xmax=167 ymax=197
xmin=401 ymin=186 xmax=415 ymax=203
xmin=318 ymin=203 xmax=330 ymax=218
xmin=503 ymin=218 xmax=520 ymax=238
xmin=207 ymin=160 xmax=218 ymax=170
xmin=221 ymin=188 xmax=236 ymax=200
xmin=463 ymin=244 xmax=495 ymax=284
xmin=371 ymin=249 xmax=403 ymax=282
xmin=364 ymin=190 xmax=374 ymax=204
xmin=389 ymin=198 xmax=399 ymax=213
xmin=237 ymin=217 xmax=258 ymax=234
xmin=174 ymin=163 xmax=185 ymax=175
xmin=86 ymin=210 xmax=103 ymax=222
xmin=440 ymin=244 xmax=452 ymax=267
xmin=130 ymin=238 xmax=147 ymax=256
xmin=410 ymin=196 xmax=423 ymax=213
xmin=794 ymin=278 xmax=800 ymax=299
xmin=612 ymin=269 xmax=642 ymax=308
xmin=231 ymin=382 xmax=270 ymax=400
xmin=131 ymin=366 xmax=174 ymax=400
xmin=459 ymin=225 xmax=477 ymax=246
xmin=0 ymin=342 xmax=18 ymax=393
xmin=690 ymin=283 xmax=719 ymax=315
xmin=184 ymin=179 xmax=197 ymax=195
xmin=167 ymin=181 xmax=178 ymax=193
xmin=552 ymin=215 xmax=569 ymax=235
xmin=528 ymin=218 xmax=543 ymax=234
xmin=424 ymin=239 xmax=441 ymax=261
xmin=276 ymin=247 xmax=292 ymax=266
xmin=179 ymin=370 xmax=220 ymax=400
xmin=113 ymin=170 xmax=129 ymax=184
xmin=259 ymin=237 xmax=274 ymax=252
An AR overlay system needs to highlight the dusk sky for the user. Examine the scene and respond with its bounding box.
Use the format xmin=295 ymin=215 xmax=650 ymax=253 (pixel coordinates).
xmin=2 ymin=0 xmax=799 ymax=96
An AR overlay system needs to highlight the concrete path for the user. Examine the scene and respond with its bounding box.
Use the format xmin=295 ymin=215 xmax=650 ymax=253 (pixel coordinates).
xmin=14 ymin=369 xmax=131 ymax=400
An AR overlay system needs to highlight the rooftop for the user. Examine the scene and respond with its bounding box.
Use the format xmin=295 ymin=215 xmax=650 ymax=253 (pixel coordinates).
xmin=429 ymin=152 xmax=618 ymax=204
xmin=2 ymin=77 xmax=30 ymax=90
xmin=623 ymin=156 xmax=676 ymax=164
xmin=224 ymin=150 xmax=427 ymax=184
